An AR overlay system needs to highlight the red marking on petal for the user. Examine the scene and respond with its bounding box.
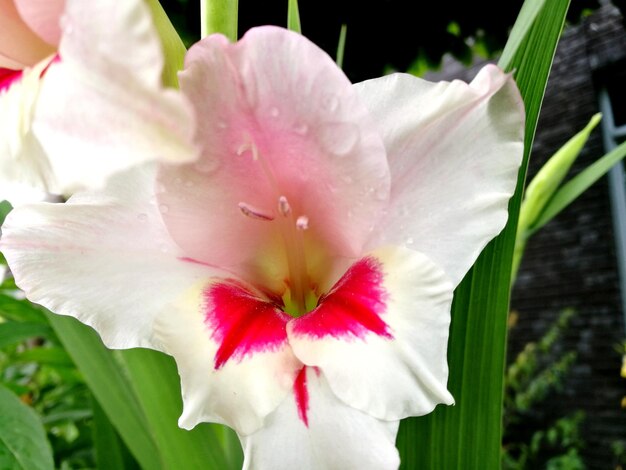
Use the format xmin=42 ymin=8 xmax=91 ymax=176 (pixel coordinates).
xmin=204 ymin=280 xmax=290 ymax=369
xmin=293 ymin=367 xmax=309 ymax=426
xmin=0 ymin=68 xmax=23 ymax=92
xmin=40 ymin=53 xmax=61 ymax=78
xmin=291 ymin=256 xmax=392 ymax=340
xmin=0 ymin=54 xmax=60 ymax=93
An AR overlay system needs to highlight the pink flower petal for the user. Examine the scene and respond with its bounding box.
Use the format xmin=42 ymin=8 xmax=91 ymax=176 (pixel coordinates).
xmin=0 ymin=0 xmax=56 ymax=68
xmin=240 ymin=367 xmax=400 ymax=470
xmin=14 ymin=0 xmax=64 ymax=46
xmin=357 ymin=65 xmax=524 ymax=286
xmin=288 ymin=246 xmax=454 ymax=421
xmin=157 ymin=26 xmax=389 ymax=284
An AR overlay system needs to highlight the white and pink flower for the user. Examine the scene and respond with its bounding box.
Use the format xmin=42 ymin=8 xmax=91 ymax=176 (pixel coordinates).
xmin=0 ymin=20 xmax=524 ymax=470
xmin=0 ymin=0 xmax=196 ymax=204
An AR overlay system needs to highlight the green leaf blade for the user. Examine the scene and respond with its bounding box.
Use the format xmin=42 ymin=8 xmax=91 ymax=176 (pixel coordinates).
xmin=0 ymin=385 xmax=54 ymax=470
xmin=46 ymin=314 xmax=163 ymax=470
xmin=531 ymin=139 xmax=626 ymax=232
xmin=119 ymin=349 xmax=234 ymax=470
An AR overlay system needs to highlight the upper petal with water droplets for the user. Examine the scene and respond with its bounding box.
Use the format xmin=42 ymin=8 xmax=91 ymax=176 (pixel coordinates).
xmin=156 ymin=26 xmax=389 ymax=286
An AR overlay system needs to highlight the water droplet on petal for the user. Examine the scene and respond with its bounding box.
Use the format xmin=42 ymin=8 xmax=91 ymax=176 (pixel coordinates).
xmin=296 ymin=215 xmax=309 ymax=230
xmin=184 ymin=180 xmax=194 ymax=188
xmin=269 ymin=107 xmax=280 ymax=117
xmin=60 ymin=15 xmax=73 ymax=34
xmin=319 ymin=123 xmax=359 ymax=157
xmin=240 ymin=64 xmax=258 ymax=107
xmin=159 ymin=204 xmax=169 ymax=214
xmin=375 ymin=186 xmax=388 ymax=201
xmin=137 ymin=213 xmax=148 ymax=221
xmin=406 ymin=237 xmax=414 ymax=245
xmin=217 ymin=120 xmax=228 ymax=130
xmin=322 ymin=94 xmax=339 ymax=113
xmin=194 ymin=158 xmax=219 ymax=174
xmin=294 ymin=123 xmax=309 ymax=135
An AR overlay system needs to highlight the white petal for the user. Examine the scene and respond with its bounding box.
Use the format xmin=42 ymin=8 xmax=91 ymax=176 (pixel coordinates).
xmin=240 ymin=367 xmax=400 ymax=470
xmin=0 ymin=59 xmax=53 ymax=205
xmin=288 ymin=246 xmax=454 ymax=421
xmin=356 ymin=65 xmax=524 ymax=286
xmin=0 ymin=165 xmax=211 ymax=350
xmin=31 ymin=0 xmax=198 ymax=194
xmin=154 ymin=280 xmax=301 ymax=435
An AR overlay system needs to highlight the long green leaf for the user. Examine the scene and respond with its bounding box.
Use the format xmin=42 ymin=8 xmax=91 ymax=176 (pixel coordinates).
xmin=531 ymin=139 xmax=626 ymax=233
xmin=397 ymin=0 xmax=570 ymax=468
xmin=0 ymin=385 xmax=54 ymax=470
xmin=145 ymin=0 xmax=187 ymax=88
xmin=287 ymin=0 xmax=302 ymax=33
xmin=46 ymin=315 xmax=162 ymax=470
xmin=119 ymin=349 xmax=233 ymax=470
xmin=498 ymin=0 xmax=547 ymax=71
xmin=92 ymin=397 xmax=134 ymax=470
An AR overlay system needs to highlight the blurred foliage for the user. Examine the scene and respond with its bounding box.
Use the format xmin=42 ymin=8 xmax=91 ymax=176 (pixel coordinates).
xmin=0 ymin=285 xmax=92 ymax=468
xmin=502 ymin=309 xmax=586 ymax=469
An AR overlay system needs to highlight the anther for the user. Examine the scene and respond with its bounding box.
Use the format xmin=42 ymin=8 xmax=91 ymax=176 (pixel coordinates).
xmin=238 ymin=202 xmax=274 ymax=221
xmin=278 ymin=196 xmax=291 ymax=217
xmin=236 ymin=143 xmax=250 ymax=156
xmin=296 ymin=215 xmax=309 ymax=231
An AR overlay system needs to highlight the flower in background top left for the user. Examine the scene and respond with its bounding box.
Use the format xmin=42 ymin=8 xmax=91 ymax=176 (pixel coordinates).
xmin=0 ymin=0 xmax=198 ymax=205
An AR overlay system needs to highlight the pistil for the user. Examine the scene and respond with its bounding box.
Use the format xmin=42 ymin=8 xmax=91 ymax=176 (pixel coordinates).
xmin=237 ymin=138 xmax=312 ymax=316
xmin=277 ymin=196 xmax=310 ymax=316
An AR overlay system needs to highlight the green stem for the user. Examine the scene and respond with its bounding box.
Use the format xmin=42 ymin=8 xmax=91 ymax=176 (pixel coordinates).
xmin=201 ymin=0 xmax=238 ymax=41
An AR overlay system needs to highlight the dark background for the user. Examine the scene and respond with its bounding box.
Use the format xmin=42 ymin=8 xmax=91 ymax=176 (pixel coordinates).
xmin=161 ymin=0 xmax=622 ymax=81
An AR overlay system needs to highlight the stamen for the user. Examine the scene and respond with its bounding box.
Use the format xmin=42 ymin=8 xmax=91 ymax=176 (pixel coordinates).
xmin=238 ymin=202 xmax=274 ymax=221
xmin=236 ymin=143 xmax=251 ymax=157
xmin=278 ymin=196 xmax=291 ymax=217
xmin=235 ymin=137 xmax=311 ymax=316
xmin=296 ymin=215 xmax=309 ymax=231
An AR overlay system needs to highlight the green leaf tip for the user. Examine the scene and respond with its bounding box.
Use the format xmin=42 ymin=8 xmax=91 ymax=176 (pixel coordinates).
xmin=519 ymin=112 xmax=602 ymax=234
xmin=288 ymin=0 xmax=302 ymax=34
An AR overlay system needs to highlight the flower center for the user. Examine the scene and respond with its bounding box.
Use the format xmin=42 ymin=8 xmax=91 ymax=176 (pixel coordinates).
xmin=237 ymin=138 xmax=314 ymax=317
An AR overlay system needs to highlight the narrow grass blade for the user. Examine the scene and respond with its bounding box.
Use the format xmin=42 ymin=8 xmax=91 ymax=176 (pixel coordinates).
xmin=336 ymin=24 xmax=347 ymax=69
xmin=531 ymin=139 xmax=626 ymax=233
